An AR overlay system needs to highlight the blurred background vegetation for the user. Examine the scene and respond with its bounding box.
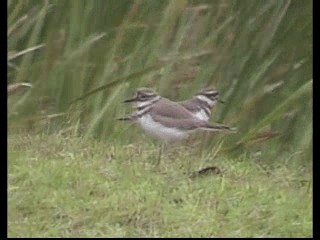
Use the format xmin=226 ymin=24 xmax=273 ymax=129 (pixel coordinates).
xmin=8 ymin=0 xmax=312 ymax=163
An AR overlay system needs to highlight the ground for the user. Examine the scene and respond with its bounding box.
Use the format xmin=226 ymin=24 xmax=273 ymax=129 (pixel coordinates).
xmin=8 ymin=133 xmax=312 ymax=238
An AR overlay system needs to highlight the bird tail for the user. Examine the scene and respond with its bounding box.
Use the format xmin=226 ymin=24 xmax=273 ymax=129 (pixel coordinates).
xmin=200 ymin=123 xmax=237 ymax=133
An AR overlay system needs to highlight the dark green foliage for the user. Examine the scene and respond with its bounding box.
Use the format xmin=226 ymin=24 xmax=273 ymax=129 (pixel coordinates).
xmin=8 ymin=0 xmax=312 ymax=161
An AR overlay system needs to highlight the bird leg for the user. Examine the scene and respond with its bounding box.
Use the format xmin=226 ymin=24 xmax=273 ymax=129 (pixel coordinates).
xmin=156 ymin=143 xmax=164 ymax=167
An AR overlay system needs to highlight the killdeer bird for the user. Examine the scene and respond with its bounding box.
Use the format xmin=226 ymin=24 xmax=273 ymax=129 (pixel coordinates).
xmin=118 ymin=88 xmax=235 ymax=144
xmin=179 ymin=88 xmax=223 ymax=122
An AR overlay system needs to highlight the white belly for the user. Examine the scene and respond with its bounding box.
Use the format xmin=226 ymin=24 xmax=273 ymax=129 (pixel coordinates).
xmin=137 ymin=115 xmax=188 ymax=143
xmin=194 ymin=110 xmax=209 ymax=122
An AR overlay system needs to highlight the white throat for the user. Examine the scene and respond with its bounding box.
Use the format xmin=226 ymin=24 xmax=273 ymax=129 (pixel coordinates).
xmin=196 ymin=95 xmax=215 ymax=107
xmin=194 ymin=110 xmax=210 ymax=121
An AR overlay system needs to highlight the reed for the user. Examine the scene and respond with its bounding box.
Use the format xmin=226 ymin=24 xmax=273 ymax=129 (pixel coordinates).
xmin=8 ymin=0 xmax=312 ymax=160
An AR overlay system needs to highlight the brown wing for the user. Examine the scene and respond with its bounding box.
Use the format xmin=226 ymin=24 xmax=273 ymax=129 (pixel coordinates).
xmin=151 ymin=113 xmax=206 ymax=130
xmin=151 ymin=98 xmax=198 ymax=119
xmin=179 ymin=98 xmax=202 ymax=112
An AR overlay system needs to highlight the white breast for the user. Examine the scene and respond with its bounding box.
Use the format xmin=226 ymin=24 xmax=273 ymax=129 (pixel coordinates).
xmin=137 ymin=114 xmax=188 ymax=143
xmin=196 ymin=95 xmax=215 ymax=106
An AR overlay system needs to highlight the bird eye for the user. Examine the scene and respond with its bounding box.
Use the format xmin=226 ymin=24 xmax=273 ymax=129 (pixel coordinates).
xmin=139 ymin=94 xmax=147 ymax=99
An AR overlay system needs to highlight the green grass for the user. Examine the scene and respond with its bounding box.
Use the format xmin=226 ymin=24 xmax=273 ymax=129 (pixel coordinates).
xmin=8 ymin=133 xmax=312 ymax=238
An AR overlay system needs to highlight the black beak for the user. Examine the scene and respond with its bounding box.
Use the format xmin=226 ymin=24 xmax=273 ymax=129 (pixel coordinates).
xmin=217 ymin=98 xmax=225 ymax=104
xmin=123 ymin=97 xmax=138 ymax=103
xmin=212 ymin=92 xmax=219 ymax=98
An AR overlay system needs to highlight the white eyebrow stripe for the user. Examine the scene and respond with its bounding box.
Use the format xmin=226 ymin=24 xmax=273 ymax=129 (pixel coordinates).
xmin=202 ymin=90 xmax=218 ymax=95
